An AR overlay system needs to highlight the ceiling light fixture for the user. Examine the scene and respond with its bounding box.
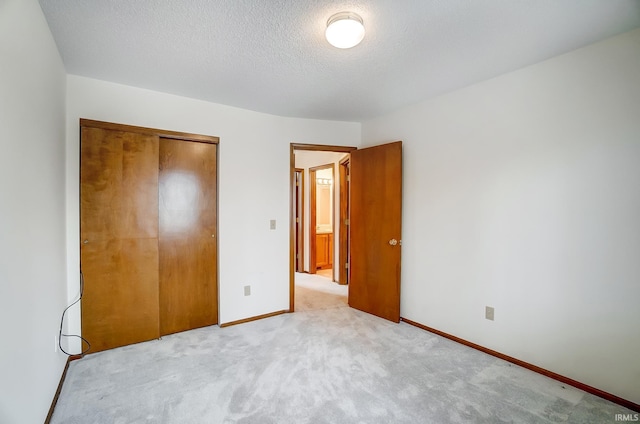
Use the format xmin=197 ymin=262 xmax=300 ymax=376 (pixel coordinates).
xmin=325 ymin=12 xmax=365 ymax=49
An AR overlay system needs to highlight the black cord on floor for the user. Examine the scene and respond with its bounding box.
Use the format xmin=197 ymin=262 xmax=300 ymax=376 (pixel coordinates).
xmin=58 ymin=271 xmax=90 ymax=356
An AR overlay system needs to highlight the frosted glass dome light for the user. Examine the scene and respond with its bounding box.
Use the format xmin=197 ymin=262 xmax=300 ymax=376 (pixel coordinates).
xmin=325 ymin=12 xmax=365 ymax=49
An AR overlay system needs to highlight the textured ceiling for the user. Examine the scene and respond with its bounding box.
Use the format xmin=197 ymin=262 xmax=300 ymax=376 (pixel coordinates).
xmin=39 ymin=0 xmax=640 ymax=122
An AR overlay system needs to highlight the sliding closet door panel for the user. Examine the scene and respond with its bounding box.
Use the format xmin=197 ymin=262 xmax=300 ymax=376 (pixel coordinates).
xmin=159 ymin=237 xmax=217 ymax=334
xmin=80 ymin=128 xmax=159 ymax=240
xmin=80 ymin=126 xmax=160 ymax=352
xmin=81 ymin=239 xmax=159 ymax=352
xmin=159 ymin=139 xmax=218 ymax=335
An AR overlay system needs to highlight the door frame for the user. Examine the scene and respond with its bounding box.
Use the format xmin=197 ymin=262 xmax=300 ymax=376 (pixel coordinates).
xmin=289 ymin=143 xmax=357 ymax=312
xmin=309 ymin=163 xmax=335 ymax=275
xmin=294 ymin=168 xmax=304 ymax=272
xmin=338 ymin=156 xmax=350 ymax=285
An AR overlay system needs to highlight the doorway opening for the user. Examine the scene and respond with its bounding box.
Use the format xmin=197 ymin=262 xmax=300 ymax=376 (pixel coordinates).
xmin=289 ymin=144 xmax=356 ymax=312
xmin=309 ymin=163 xmax=335 ymax=278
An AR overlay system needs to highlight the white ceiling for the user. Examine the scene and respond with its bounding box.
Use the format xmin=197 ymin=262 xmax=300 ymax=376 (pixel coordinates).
xmin=39 ymin=0 xmax=640 ymax=122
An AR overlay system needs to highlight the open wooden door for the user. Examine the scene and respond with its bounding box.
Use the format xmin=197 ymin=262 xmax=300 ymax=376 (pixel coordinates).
xmin=349 ymin=141 xmax=402 ymax=322
xmin=338 ymin=156 xmax=350 ymax=285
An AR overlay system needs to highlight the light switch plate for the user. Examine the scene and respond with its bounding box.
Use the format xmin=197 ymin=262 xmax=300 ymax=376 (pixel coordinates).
xmin=485 ymin=306 xmax=495 ymax=321
xmin=270 ymin=219 xmax=276 ymax=230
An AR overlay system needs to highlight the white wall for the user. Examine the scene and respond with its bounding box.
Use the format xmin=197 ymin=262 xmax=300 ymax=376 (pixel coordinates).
xmin=0 ymin=0 xmax=68 ymax=422
xmin=362 ymin=28 xmax=640 ymax=404
xmin=295 ymin=151 xmax=348 ymax=278
xmin=65 ymin=76 xmax=360 ymax=340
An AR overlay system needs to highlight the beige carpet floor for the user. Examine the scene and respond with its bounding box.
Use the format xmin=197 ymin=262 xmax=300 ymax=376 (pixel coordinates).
xmin=50 ymin=276 xmax=634 ymax=423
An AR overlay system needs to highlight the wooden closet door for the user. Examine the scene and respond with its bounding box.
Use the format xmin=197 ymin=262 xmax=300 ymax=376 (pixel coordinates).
xmin=159 ymin=138 xmax=218 ymax=335
xmin=80 ymin=127 xmax=160 ymax=352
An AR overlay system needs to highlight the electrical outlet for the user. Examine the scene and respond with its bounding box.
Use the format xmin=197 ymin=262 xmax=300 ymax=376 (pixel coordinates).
xmin=270 ymin=219 xmax=276 ymax=230
xmin=244 ymin=285 xmax=251 ymax=296
xmin=485 ymin=306 xmax=495 ymax=321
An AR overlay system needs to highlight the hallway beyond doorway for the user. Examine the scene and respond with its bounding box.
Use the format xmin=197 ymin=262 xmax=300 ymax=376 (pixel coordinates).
xmin=316 ymin=268 xmax=333 ymax=280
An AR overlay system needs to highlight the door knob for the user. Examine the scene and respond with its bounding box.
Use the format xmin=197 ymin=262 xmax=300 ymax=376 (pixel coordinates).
xmin=83 ymin=239 xmax=89 ymax=244
xmin=388 ymin=238 xmax=398 ymax=246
